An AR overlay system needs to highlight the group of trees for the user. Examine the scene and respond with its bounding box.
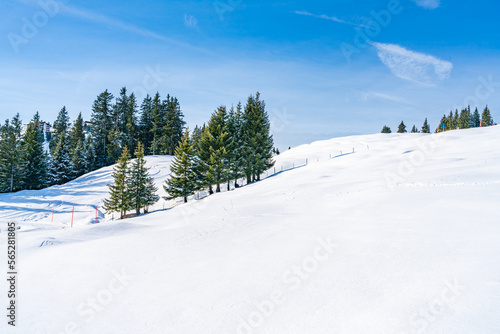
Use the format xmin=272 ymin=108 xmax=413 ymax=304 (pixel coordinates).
xmin=0 ymin=87 xmax=185 ymax=194
xmin=164 ymin=92 xmax=274 ymax=203
xmin=103 ymin=143 xmax=159 ymax=219
xmin=381 ymin=105 xmax=495 ymax=134
xmin=0 ymin=113 xmax=48 ymax=192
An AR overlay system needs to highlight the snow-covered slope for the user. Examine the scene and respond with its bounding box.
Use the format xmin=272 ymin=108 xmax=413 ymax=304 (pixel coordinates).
xmin=1 ymin=126 xmax=500 ymax=334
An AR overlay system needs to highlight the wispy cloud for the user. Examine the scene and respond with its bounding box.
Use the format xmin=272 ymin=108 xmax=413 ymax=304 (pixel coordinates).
xmin=294 ymin=11 xmax=372 ymax=29
xmin=58 ymin=3 xmax=210 ymax=54
xmin=412 ymin=0 xmax=441 ymax=9
xmin=362 ymin=91 xmax=411 ymax=104
xmin=372 ymin=42 xmax=453 ymax=85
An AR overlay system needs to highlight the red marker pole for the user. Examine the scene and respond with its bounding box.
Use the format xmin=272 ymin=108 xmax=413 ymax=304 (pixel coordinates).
xmin=95 ymin=206 xmax=98 ymax=224
xmin=71 ymin=204 xmax=75 ymax=228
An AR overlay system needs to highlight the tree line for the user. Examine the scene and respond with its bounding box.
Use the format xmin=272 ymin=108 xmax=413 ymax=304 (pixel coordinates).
xmin=0 ymin=87 xmax=185 ymax=193
xmin=381 ymin=105 xmax=495 ymax=134
xmin=105 ymin=92 xmax=275 ymax=218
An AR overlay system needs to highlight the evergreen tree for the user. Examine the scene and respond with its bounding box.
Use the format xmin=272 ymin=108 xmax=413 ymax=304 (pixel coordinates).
xmin=471 ymin=108 xmax=481 ymax=127
xmin=0 ymin=114 xmax=25 ymax=192
xmin=139 ymin=94 xmax=154 ymax=155
xmin=162 ymin=95 xmax=185 ymax=155
xmin=49 ymin=135 xmax=73 ymax=185
xmin=481 ymin=105 xmax=493 ymax=126
xmin=439 ymin=115 xmax=448 ymax=132
xmin=70 ymin=140 xmax=87 ymax=178
xmin=421 ymin=118 xmax=430 ymax=133
xmin=124 ymin=91 xmax=138 ymax=151
xmin=458 ymin=108 xmax=471 ymax=129
xmin=82 ymin=136 xmax=96 ymax=173
xmin=90 ymin=90 xmax=114 ymax=168
xmin=199 ymin=106 xmax=231 ymax=193
xmin=164 ymin=130 xmax=201 ymax=203
xmin=69 ymin=112 xmax=85 ymax=149
xmin=226 ymin=103 xmax=245 ymax=188
xmin=106 ymin=128 xmax=123 ymax=165
xmin=453 ymin=110 xmax=459 ymax=129
xmin=410 ymin=125 xmax=419 ymax=133
xmin=241 ymin=92 xmax=274 ymax=183
xmin=22 ymin=112 xmax=48 ymax=189
xmin=103 ymin=147 xmax=131 ymax=219
xmin=397 ymin=121 xmax=407 ymax=133
xmin=50 ymin=106 xmax=70 ymax=153
xmin=150 ymin=92 xmax=164 ymax=155
xmin=128 ymin=142 xmax=159 ymax=214
xmin=381 ymin=125 xmax=392 ymax=133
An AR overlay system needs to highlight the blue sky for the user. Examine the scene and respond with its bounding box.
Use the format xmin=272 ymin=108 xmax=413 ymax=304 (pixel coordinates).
xmin=1 ymin=0 xmax=499 ymax=149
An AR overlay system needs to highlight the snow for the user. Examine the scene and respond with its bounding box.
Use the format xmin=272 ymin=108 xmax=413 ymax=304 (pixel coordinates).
xmin=1 ymin=126 xmax=500 ymax=333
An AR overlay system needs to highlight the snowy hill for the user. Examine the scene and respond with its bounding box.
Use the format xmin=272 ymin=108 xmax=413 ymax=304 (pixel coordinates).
xmin=1 ymin=126 xmax=500 ymax=334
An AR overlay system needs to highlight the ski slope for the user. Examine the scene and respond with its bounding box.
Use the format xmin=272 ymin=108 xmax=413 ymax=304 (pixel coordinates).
xmin=1 ymin=126 xmax=500 ymax=334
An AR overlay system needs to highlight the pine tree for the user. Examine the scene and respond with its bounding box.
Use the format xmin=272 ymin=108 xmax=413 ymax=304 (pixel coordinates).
xmin=139 ymin=94 xmax=154 ymax=155
xmin=164 ymin=130 xmax=201 ymax=203
xmin=241 ymin=92 xmax=274 ymax=183
xmin=49 ymin=135 xmax=73 ymax=185
xmin=458 ymin=108 xmax=471 ymax=129
xmin=22 ymin=112 xmax=48 ymax=189
xmin=90 ymin=90 xmax=114 ymax=168
xmin=439 ymin=115 xmax=448 ymax=132
xmin=82 ymin=136 xmax=96 ymax=173
xmin=107 ymin=128 xmax=122 ymax=165
xmin=150 ymin=92 xmax=164 ymax=155
xmin=103 ymin=147 xmax=131 ymax=219
xmin=381 ymin=125 xmax=392 ymax=133
xmin=199 ymin=106 xmax=231 ymax=193
xmin=162 ymin=95 xmax=185 ymax=155
xmin=69 ymin=112 xmax=85 ymax=149
xmin=421 ymin=118 xmax=430 ymax=133
xmin=0 ymin=114 xmax=25 ymax=192
xmin=481 ymin=105 xmax=493 ymax=126
xmin=70 ymin=140 xmax=87 ymax=178
xmin=410 ymin=125 xmax=419 ymax=133
xmin=50 ymin=106 xmax=70 ymax=154
xmin=453 ymin=110 xmax=459 ymax=129
xmin=397 ymin=121 xmax=407 ymax=133
xmin=124 ymin=91 xmax=138 ymax=151
xmin=471 ymin=108 xmax=481 ymax=127
xmin=226 ymin=103 xmax=245 ymax=188
xmin=128 ymin=142 xmax=159 ymax=214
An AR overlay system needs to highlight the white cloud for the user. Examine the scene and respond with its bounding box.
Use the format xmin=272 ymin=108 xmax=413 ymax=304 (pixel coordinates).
xmin=362 ymin=91 xmax=411 ymax=104
xmin=412 ymin=0 xmax=441 ymax=9
xmin=372 ymin=42 xmax=453 ymax=85
xmin=294 ymin=11 xmax=372 ymax=29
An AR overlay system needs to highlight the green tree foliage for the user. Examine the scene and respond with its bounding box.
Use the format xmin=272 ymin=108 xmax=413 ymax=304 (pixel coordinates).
xmin=49 ymin=135 xmax=73 ymax=185
xmin=481 ymin=105 xmax=494 ymax=126
xmin=50 ymin=106 xmax=70 ymax=153
xmin=199 ymin=106 xmax=231 ymax=193
xmin=90 ymin=90 xmax=114 ymax=168
xmin=458 ymin=107 xmax=471 ymax=129
xmin=471 ymin=108 xmax=481 ymax=127
xmin=421 ymin=118 xmax=430 ymax=133
xmin=397 ymin=121 xmax=407 ymax=133
xmin=0 ymin=114 xmax=25 ymax=192
xmin=139 ymin=94 xmax=154 ymax=155
xmin=226 ymin=103 xmax=245 ymax=188
xmin=241 ymin=92 xmax=274 ymax=183
xmin=410 ymin=125 xmax=419 ymax=133
xmin=22 ymin=112 xmax=48 ymax=189
xmin=381 ymin=125 xmax=392 ymax=133
xmin=128 ymin=142 xmax=159 ymax=214
xmin=164 ymin=130 xmax=201 ymax=203
xmin=103 ymin=147 xmax=131 ymax=219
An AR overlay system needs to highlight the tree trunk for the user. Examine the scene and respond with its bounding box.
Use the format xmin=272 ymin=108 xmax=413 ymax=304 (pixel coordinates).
xmin=227 ymin=180 xmax=230 ymax=191
xmin=216 ymin=183 xmax=220 ymax=193
xmin=209 ymin=185 xmax=213 ymax=195
xmin=184 ymin=196 xmax=187 ymax=203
